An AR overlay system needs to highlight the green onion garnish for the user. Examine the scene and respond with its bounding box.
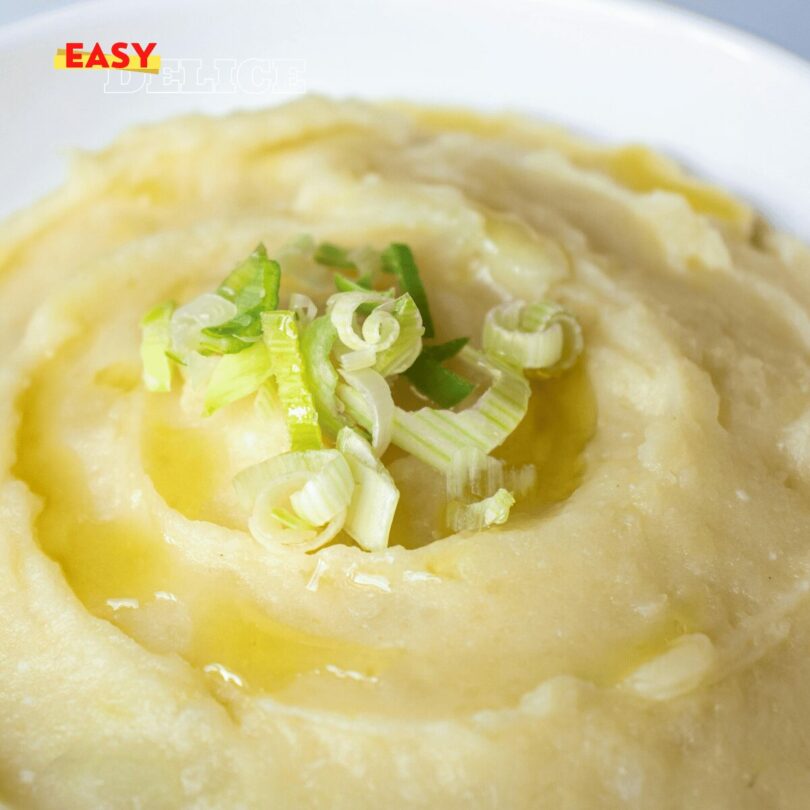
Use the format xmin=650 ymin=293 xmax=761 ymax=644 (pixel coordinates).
xmin=372 ymin=293 xmax=424 ymax=377
xmin=447 ymin=447 xmax=536 ymax=503
xmin=235 ymin=449 xmax=354 ymax=552
xmin=343 ymin=346 xmax=530 ymax=472
xmin=170 ymin=293 xmax=238 ymax=361
xmin=262 ymin=311 xmax=323 ymax=451
xmin=218 ymin=243 xmax=280 ymax=311
xmin=300 ymin=315 xmax=344 ymax=437
xmin=138 ymin=237 xmax=584 ymax=553
xmin=404 ymin=355 xmax=475 ymax=409
xmin=337 ymin=427 xmax=399 ymax=551
xmin=289 ymin=293 xmax=317 ymax=326
xmin=315 ymin=241 xmax=357 ymax=269
xmin=381 ymin=243 xmax=435 ymax=339
xmin=337 ymin=367 xmax=394 ymax=456
xmin=405 ymin=338 xmax=474 ymax=409
xmin=333 ymin=273 xmax=378 ymax=316
xmin=203 ymin=341 xmax=271 ymax=416
xmin=421 ymin=336 xmax=469 ymax=363
xmin=446 ymin=488 xmax=515 ymax=533
xmin=201 ymin=244 xmax=281 ymax=354
xmin=483 ymin=300 xmax=583 ymax=374
xmin=334 ymin=272 xmax=373 ymax=293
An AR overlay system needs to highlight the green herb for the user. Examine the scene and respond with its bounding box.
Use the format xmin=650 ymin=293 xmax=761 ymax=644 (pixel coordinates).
xmin=315 ymin=241 xmax=356 ymax=269
xmin=380 ymin=243 xmax=435 ymax=338
xmin=405 ymin=337 xmax=473 ymax=408
xmin=405 ymin=354 xmax=475 ymax=409
xmin=201 ymin=244 xmax=281 ymax=354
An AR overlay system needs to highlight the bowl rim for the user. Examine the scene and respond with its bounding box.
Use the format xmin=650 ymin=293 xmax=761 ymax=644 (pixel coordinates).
xmin=2 ymin=0 xmax=808 ymax=77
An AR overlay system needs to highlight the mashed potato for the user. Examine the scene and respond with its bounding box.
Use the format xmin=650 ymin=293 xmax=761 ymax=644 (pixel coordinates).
xmin=2 ymin=96 xmax=810 ymax=808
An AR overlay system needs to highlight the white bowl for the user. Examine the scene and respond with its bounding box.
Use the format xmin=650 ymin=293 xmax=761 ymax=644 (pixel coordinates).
xmin=1 ymin=0 xmax=809 ymax=237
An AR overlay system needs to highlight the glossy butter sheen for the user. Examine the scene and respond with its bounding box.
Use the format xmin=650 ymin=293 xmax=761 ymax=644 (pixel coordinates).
xmin=2 ymin=97 xmax=810 ymax=808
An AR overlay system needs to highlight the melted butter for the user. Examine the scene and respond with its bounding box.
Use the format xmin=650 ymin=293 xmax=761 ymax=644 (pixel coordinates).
xmin=13 ymin=371 xmax=389 ymax=696
xmin=498 ymin=357 xmax=596 ymax=512
xmin=141 ymin=398 xmax=233 ymax=527
xmin=140 ymin=384 xmax=288 ymax=530
xmin=391 ymin=357 xmax=597 ymax=552
xmin=13 ymin=347 xmax=596 ymax=706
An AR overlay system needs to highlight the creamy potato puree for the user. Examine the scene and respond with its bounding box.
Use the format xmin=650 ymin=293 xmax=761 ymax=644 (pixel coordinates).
xmin=2 ymin=97 xmax=810 ymax=808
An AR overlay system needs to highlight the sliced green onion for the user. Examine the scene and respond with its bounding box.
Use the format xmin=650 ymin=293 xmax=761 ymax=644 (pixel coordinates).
xmin=337 ymin=368 xmax=394 ymax=456
xmin=318 ymin=243 xmax=382 ymax=284
xmin=346 ymin=347 xmax=530 ymax=471
xmin=447 ymin=446 xmax=501 ymax=501
xmin=203 ymin=341 xmax=272 ymax=416
xmin=201 ymin=245 xmax=281 ymax=354
xmin=252 ymin=473 xmax=319 ymax=548
xmin=483 ymin=300 xmax=583 ymax=374
xmin=337 ymin=347 xmax=377 ymax=372
xmin=373 ymin=294 xmax=425 ymax=377
xmin=405 ymin=354 xmax=474 ymax=408
xmin=218 ymin=243 xmax=280 ymax=311
xmin=289 ymin=293 xmax=317 ymax=326
xmin=445 ymin=448 xmax=532 ymax=533
xmin=142 ymin=240 xmax=585 ymax=551
xmin=337 ymin=427 xmax=399 ymax=551
xmin=289 ymin=451 xmax=354 ymax=526
xmin=236 ymin=451 xmax=353 ymax=524
xmin=300 ymin=316 xmax=344 ymax=437
xmin=262 ymin=311 xmax=323 ymax=451
xmin=315 ymin=241 xmax=356 ymax=269
xmin=170 ymin=292 xmax=238 ymax=360
xmin=394 ymin=347 xmax=530 ymax=470
xmin=198 ymin=316 xmax=263 ymax=355
xmin=327 ymin=291 xmax=400 ymax=354
xmin=446 ymin=488 xmax=515 ymax=533
xmin=254 ymin=503 xmax=345 ymax=553
xmin=404 ymin=337 xmax=473 ymax=408
xmin=235 ymin=450 xmax=330 ymax=505
xmin=334 ymin=274 xmax=390 ymax=317
xmin=421 ymin=337 xmax=469 ymax=363
xmin=446 ymin=446 xmax=536 ymax=501
xmin=269 ymin=504 xmax=314 ymax=532
xmin=381 ymin=243 xmax=435 ymax=339
xmin=140 ymin=300 xmax=175 ymax=392
xmin=334 ymin=272 xmax=373 ymax=293
xmin=236 ymin=450 xmax=354 ymax=553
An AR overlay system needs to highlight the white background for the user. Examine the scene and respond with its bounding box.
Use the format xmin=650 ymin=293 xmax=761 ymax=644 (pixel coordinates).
xmin=2 ymin=0 xmax=809 ymax=61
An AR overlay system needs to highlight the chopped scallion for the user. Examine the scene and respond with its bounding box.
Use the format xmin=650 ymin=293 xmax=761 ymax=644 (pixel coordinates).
xmin=315 ymin=241 xmax=356 ymax=269
xmin=381 ymin=243 xmax=435 ymax=338
xmin=483 ymin=299 xmax=582 ymax=374
xmin=201 ymin=244 xmax=281 ymax=354
xmin=300 ymin=315 xmax=344 ymax=437
xmin=446 ymin=488 xmax=515 ymax=533
xmin=421 ymin=336 xmax=469 ymax=363
xmin=404 ymin=353 xmax=474 ymax=408
xmin=262 ymin=311 xmax=323 ymax=451
xmin=203 ymin=341 xmax=271 ymax=416
xmin=337 ymin=427 xmax=399 ymax=551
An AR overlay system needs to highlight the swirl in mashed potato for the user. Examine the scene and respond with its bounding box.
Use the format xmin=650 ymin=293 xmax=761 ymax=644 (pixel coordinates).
xmin=2 ymin=96 xmax=810 ymax=808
